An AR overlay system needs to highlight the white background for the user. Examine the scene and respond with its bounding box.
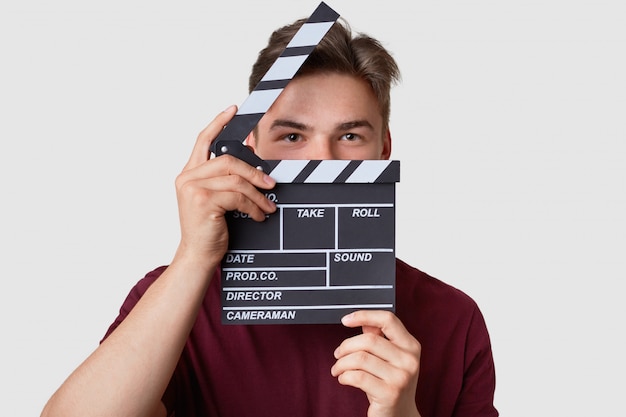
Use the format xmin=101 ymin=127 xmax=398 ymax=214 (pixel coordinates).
xmin=1 ymin=0 xmax=624 ymax=415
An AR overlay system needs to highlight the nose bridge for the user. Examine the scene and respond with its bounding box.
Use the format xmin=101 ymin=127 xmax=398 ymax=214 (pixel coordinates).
xmin=308 ymin=135 xmax=336 ymax=160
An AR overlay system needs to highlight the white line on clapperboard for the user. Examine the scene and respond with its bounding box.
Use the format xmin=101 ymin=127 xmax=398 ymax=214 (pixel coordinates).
xmin=223 ymin=304 xmax=394 ymax=311
xmin=222 ymin=285 xmax=393 ymax=291
xmin=326 ymin=251 xmax=331 ymax=286
xmin=223 ymin=248 xmax=394 ymax=254
xmin=276 ymin=203 xmax=394 ymax=208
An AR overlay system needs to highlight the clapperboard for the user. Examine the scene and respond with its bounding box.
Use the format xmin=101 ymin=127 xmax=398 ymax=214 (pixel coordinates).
xmin=211 ymin=2 xmax=401 ymax=324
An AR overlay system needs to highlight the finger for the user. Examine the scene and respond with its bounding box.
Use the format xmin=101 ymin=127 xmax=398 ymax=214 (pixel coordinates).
xmin=178 ymin=154 xmax=276 ymax=192
xmin=362 ymin=325 xmax=384 ymax=337
xmin=341 ymin=310 xmax=419 ymax=353
xmin=334 ymin=331 xmax=396 ymax=365
xmin=332 ymin=338 xmax=420 ymax=409
xmin=333 ymin=367 xmax=389 ymax=397
xmin=331 ymin=349 xmax=389 ymax=381
xmin=333 ymin=366 xmax=417 ymax=416
xmin=334 ymin=332 xmax=419 ymax=377
xmin=184 ymin=105 xmax=238 ymax=171
xmin=190 ymin=175 xmax=277 ymax=220
xmin=331 ymin=352 xmax=414 ymax=402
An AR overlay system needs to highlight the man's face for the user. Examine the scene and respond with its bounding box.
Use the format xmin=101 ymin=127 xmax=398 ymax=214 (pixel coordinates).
xmin=249 ymin=72 xmax=391 ymax=161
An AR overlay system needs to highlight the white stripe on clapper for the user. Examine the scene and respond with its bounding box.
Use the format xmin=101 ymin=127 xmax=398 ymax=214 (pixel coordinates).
xmin=345 ymin=160 xmax=390 ymax=183
xmin=269 ymin=160 xmax=310 ymax=182
xmin=304 ymin=160 xmax=351 ymax=183
xmin=287 ymin=22 xmax=335 ymax=47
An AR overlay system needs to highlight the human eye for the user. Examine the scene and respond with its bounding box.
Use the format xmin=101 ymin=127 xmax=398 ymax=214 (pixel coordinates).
xmin=340 ymin=132 xmax=361 ymax=142
xmin=282 ymin=133 xmax=301 ymax=143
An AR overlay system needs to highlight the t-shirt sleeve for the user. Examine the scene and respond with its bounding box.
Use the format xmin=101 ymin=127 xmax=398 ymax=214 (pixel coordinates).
xmin=101 ymin=266 xmax=168 ymax=340
xmin=452 ymin=305 xmax=499 ymax=417
xmin=99 ymin=266 xmax=176 ymax=415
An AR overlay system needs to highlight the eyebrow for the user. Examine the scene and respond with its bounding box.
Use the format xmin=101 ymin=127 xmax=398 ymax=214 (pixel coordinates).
xmin=337 ymin=120 xmax=374 ymax=131
xmin=269 ymin=119 xmax=310 ymax=131
xmin=269 ymin=119 xmax=374 ymax=131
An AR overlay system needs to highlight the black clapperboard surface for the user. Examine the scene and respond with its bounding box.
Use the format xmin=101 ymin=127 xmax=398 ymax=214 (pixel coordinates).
xmin=211 ymin=2 xmax=400 ymax=324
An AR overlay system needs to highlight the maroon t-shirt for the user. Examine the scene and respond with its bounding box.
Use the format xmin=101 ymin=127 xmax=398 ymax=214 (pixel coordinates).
xmin=104 ymin=259 xmax=498 ymax=417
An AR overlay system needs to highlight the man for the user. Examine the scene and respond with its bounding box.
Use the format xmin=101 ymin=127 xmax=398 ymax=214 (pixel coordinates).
xmin=41 ymin=16 xmax=498 ymax=417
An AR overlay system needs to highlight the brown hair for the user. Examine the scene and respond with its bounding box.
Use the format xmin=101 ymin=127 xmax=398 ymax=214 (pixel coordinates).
xmin=249 ymin=18 xmax=400 ymax=128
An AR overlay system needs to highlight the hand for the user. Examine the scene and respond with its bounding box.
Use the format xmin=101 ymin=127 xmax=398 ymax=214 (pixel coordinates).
xmin=331 ymin=310 xmax=422 ymax=417
xmin=173 ymin=105 xmax=277 ymax=268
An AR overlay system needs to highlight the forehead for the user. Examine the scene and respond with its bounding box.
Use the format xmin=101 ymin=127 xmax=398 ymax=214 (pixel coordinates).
xmin=260 ymin=72 xmax=383 ymax=127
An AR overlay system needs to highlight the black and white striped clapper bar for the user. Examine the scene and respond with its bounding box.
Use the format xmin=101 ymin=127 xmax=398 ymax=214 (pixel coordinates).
xmin=216 ymin=3 xmax=401 ymax=324
xmin=209 ymin=2 xmax=340 ymax=171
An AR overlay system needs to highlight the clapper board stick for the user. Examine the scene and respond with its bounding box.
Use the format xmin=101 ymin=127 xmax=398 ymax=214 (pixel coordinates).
xmin=209 ymin=1 xmax=340 ymax=172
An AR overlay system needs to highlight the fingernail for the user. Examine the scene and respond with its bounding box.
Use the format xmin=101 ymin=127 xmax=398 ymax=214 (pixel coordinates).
xmin=263 ymin=174 xmax=276 ymax=186
xmin=223 ymin=105 xmax=236 ymax=113
xmin=341 ymin=313 xmax=353 ymax=325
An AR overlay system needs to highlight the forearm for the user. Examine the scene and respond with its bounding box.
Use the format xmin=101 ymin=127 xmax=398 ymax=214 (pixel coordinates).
xmin=41 ymin=106 xmax=276 ymax=417
xmin=41 ymin=256 xmax=217 ymax=417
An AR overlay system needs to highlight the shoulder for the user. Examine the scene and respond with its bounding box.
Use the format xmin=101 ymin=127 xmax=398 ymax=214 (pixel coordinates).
xmin=395 ymin=258 xmax=479 ymax=313
xmin=127 ymin=265 xmax=169 ymax=298
xmin=396 ymin=259 xmax=498 ymax=417
xmin=395 ymin=257 xmax=495 ymax=364
xmin=394 ymin=258 xmax=490 ymax=341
